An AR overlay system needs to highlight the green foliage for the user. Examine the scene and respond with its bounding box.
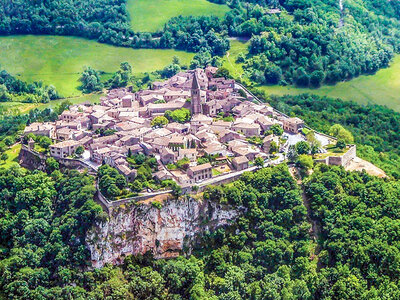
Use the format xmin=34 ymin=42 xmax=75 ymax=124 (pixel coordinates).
xmin=160 ymin=64 xmax=181 ymax=78
xmin=0 ymin=167 xmax=103 ymax=298
xmin=79 ymin=67 xmax=103 ymax=93
xmin=244 ymin=0 xmax=399 ymax=87
xmin=329 ymin=124 xmax=354 ymax=144
xmin=108 ymin=62 xmax=133 ymax=89
xmin=45 ymin=157 xmax=59 ymax=173
xmin=151 ymin=116 xmax=169 ymax=128
xmin=304 ymin=165 xmax=400 ymax=298
xmin=270 ymin=124 xmax=284 ymax=136
xmin=269 ymin=140 xmax=279 ymax=154
xmin=75 ymin=145 xmax=84 ymax=156
xmin=296 ymin=154 xmax=313 ymax=171
xmin=0 ymin=69 xmax=60 ymax=103
xmin=165 ymin=108 xmax=191 ymax=123
xmin=98 ymin=165 xmax=127 ymax=200
xmin=151 ymin=201 xmax=163 ymax=209
xmin=295 ymin=141 xmax=310 ymax=155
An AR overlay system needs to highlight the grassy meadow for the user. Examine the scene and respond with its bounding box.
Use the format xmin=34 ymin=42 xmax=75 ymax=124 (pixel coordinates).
xmin=222 ymin=38 xmax=249 ymax=80
xmin=0 ymin=144 xmax=21 ymax=169
xmin=127 ymin=0 xmax=229 ymax=32
xmin=0 ymin=35 xmax=194 ymax=97
xmin=258 ymin=56 xmax=400 ymax=112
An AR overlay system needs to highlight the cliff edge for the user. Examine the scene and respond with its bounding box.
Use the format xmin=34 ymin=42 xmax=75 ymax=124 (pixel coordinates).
xmin=86 ymin=196 xmax=240 ymax=268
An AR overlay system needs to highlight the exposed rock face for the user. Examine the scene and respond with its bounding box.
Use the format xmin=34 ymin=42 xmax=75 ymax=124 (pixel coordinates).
xmin=86 ymin=197 xmax=240 ymax=268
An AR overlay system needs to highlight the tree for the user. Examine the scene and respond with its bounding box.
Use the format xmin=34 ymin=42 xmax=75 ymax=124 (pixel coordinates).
xmin=3 ymin=136 xmax=15 ymax=147
xmin=287 ymin=145 xmax=298 ymax=162
xmin=172 ymin=56 xmax=181 ymax=65
xmin=294 ymin=67 xmax=310 ymax=87
xmin=264 ymin=65 xmax=282 ymax=84
xmin=306 ymin=132 xmax=321 ymax=154
xmin=296 ymin=154 xmax=314 ymax=171
xmin=107 ymin=184 xmax=120 ymax=198
xmin=310 ymin=70 xmax=325 ymax=87
xmin=329 ymin=124 xmax=354 ymax=144
xmin=75 ymin=146 xmax=84 ymax=157
xmin=160 ymin=64 xmax=180 ymax=78
xmin=270 ymin=124 xmax=284 ymax=136
xmin=254 ymin=157 xmax=264 ymax=168
xmin=1 ymin=153 xmax=8 ymax=162
xmin=79 ymin=67 xmax=103 ymax=93
xmin=215 ymin=67 xmax=230 ymax=79
xmin=171 ymin=183 xmax=182 ymax=198
xmin=336 ymin=139 xmax=346 ymax=149
xmin=167 ymin=108 xmax=191 ymax=123
xmin=151 ymin=116 xmax=169 ymax=128
xmin=46 ymin=157 xmax=59 ymax=173
xmin=269 ymin=141 xmax=279 ymax=154
xmin=295 ymin=141 xmax=311 ymax=155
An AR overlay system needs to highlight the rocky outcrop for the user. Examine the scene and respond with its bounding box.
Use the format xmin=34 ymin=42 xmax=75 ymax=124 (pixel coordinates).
xmin=19 ymin=146 xmax=47 ymax=171
xmin=86 ymin=197 xmax=240 ymax=268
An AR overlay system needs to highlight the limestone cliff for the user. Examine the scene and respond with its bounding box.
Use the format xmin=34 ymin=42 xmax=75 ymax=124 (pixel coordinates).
xmin=86 ymin=197 xmax=240 ymax=268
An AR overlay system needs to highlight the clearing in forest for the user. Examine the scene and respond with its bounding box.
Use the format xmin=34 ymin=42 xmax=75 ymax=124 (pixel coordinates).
xmin=127 ymin=0 xmax=229 ymax=32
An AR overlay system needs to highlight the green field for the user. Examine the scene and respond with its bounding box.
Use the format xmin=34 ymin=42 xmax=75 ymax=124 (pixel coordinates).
xmin=222 ymin=42 xmax=400 ymax=112
xmin=127 ymin=0 xmax=229 ymax=32
xmin=0 ymin=144 xmax=21 ymax=169
xmin=258 ymin=55 xmax=400 ymax=112
xmin=0 ymin=35 xmax=194 ymax=97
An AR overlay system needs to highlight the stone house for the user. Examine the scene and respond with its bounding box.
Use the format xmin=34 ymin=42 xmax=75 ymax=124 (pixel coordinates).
xmin=232 ymin=123 xmax=261 ymax=137
xmin=178 ymin=148 xmax=198 ymax=162
xmin=161 ymin=147 xmax=176 ymax=164
xmin=187 ymin=163 xmax=213 ymax=182
xmin=24 ymin=122 xmax=55 ymax=138
xmin=232 ymin=156 xmax=249 ymax=171
xmin=50 ymin=140 xmax=81 ymax=158
xmin=282 ymin=117 xmax=304 ymax=133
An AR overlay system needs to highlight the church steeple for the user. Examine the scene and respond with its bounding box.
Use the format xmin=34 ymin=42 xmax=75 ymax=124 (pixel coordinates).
xmin=191 ymin=72 xmax=203 ymax=115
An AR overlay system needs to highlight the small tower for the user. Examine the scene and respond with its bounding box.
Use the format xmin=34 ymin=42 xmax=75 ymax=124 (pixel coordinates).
xmin=28 ymin=138 xmax=35 ymax=151
xmin=191 ymin=72 xmax=203 ymax=115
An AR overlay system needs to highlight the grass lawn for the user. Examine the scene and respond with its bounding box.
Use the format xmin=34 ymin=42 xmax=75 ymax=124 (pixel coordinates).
xmin=222 ymin=38 xmax=249 ymax=81
xmin=0 ymin=144 xmax=21 ymax=169
xmin=0 ymin=35 xmax=194 ymax=97
xmin=127 ymin=0 xmax=229 ymax=32
xmin=212 ymin=168 xmax=222 ymax=176
xmin=258 ymin=55 xmax=400 ymax=112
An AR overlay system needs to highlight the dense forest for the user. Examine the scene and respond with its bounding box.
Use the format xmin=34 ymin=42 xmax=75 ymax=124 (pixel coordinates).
xmin=2 ymin=162 xmax=400 ymax=298
xmin=0 ymin=167 xmax=104 ymax=298
xmin=304 ymin=165 xmax=400 ymax=299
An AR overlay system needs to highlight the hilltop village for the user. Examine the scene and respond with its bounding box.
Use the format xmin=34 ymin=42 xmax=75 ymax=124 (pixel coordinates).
xmin=23 ymin=67 xmax=330 ymax=191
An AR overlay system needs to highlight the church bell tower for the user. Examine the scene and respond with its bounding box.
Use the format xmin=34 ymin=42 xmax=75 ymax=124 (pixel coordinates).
xmin=191 ymin=72 xmax=203 ymax=115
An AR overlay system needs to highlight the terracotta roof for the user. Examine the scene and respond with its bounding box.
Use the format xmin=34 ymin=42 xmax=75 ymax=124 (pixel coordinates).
xmin=189 ymin=163 xmax=212 ymax=172
xmin=232 ymin=156 xmax=249 ymax=164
